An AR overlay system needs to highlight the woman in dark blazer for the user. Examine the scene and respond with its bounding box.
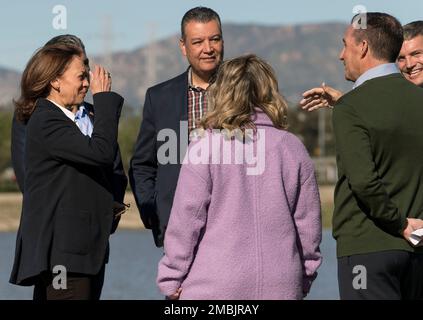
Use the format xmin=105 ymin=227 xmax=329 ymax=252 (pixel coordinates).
xmin=9 ymin=43 xmax=124 ymax=300
xmin=10 ymin=35 xmax=128 ymax=234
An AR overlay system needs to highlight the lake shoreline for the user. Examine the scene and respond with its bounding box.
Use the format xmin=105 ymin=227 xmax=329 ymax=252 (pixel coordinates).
xmin=0 ymin=186 xmax=334 ymax=231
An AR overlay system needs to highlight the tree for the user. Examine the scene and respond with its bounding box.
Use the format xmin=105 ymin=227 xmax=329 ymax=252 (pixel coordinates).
xmin=118 ymin=110 xmax=142 ymax=173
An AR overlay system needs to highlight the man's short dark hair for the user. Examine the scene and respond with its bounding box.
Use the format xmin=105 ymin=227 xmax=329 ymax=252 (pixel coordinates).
xmin=403 ymin=20 xmax=423 ymax=40
xmin=181 ymin=6 xmax=222 ymax=39
xmin=351 ymin=12 xmax=403 ymax=62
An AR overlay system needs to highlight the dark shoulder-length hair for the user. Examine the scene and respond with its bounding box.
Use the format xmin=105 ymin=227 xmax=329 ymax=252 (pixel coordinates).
xmin=14 ymin=44 xmax=83 ymax=123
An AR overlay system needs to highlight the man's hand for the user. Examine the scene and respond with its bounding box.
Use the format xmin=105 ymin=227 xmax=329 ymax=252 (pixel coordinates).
xmin=402 ymin=218 xmax=423 ymax=245
xmin=167 ymin=288 xmax=182 ymax=300
xmin=90 ymin=65 xmax=112 ymax=95
xmin=299 ymin=83 xmax=343 ymax=111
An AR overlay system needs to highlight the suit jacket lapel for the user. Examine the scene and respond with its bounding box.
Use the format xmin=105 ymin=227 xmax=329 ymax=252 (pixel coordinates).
xmin=174 ymin=70 xmax=188 ymax=122
xmin=172 ymin=70 xmax=189 ymax=143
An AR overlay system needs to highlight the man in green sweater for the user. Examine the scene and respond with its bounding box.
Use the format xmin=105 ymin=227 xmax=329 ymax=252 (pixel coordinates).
xmin=300 ymin=20 xmax=423 ymax=110
xmin=332 ymin=13 xmax=423 ymax=300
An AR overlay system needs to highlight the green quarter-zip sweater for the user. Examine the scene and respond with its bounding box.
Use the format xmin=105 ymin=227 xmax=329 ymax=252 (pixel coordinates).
xmin=332 ymin=73 xmax=423 ymax=257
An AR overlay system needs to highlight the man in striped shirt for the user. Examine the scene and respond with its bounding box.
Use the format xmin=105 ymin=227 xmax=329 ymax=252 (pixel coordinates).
xmin=129 ymin=7 xmax=224 ymax=247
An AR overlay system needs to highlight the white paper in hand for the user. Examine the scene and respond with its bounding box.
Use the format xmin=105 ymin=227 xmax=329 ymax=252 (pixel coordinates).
xmin=409 ymin=228 xmax=423 ymax=246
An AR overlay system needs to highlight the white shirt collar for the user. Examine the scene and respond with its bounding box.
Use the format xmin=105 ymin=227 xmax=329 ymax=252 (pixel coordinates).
xmin=46 ymin=98 xmax=76 ymax=122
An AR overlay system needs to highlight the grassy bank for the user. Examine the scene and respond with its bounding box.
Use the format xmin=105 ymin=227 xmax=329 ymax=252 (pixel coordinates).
xmin=0 ymin=186 xmax=334 ymax=232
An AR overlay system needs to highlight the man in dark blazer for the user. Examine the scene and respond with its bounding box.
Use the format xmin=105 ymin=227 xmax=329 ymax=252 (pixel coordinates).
xmin=129 ymin=7 xmax=224 ymax=247
xmin=332 ymin=13 xmax=423 ymax=299
xmin=11 ymin=35 xmax=128 ymax=228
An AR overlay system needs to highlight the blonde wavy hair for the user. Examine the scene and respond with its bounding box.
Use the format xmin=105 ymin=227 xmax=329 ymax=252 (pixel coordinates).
xmin=199 ymin=54 xmax=288 ymax=134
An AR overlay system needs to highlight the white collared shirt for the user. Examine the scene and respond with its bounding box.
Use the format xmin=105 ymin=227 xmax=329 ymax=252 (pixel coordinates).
xmin=74 ymin=105 xmax=94 ymax=137
xmin=46 ymin=98 xmax=77 ymax=122
xmin=46 ymin=99 xmax=93 ymax=137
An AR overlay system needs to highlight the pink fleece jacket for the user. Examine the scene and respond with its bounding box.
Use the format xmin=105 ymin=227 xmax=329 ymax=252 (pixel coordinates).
xmin=157 ymin=110 xmax=322 ymax=299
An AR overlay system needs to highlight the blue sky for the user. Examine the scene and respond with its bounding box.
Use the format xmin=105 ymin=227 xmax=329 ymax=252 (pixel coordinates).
xmin=1 ymin=0 xmax=422 ymax=71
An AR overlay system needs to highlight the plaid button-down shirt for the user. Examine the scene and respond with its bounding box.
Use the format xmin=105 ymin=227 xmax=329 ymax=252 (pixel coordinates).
xmin=187 ymin=68 xmax=208 ymax=133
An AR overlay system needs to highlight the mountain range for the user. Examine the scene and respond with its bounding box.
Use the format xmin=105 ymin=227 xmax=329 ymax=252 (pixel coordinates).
xmin=0 ymin=22 xmax=352 ymax=110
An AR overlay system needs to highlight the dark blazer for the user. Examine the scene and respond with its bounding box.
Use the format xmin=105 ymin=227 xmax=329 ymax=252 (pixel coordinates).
xmin=10 ymin=92 xmax=124 ymax=286
xmin=11 ymin=102 xmax=128 ymax=203
xmin=129 ymin=71 xmax=189 ymax=247
xmin=11 ymin=112 xmax=26 ymax=192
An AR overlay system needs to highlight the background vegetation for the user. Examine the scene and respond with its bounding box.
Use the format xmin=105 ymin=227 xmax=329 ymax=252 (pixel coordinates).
xmin=0 ymin=103 xmax=142 ymax=191
xmin=0 ymin=101 xmax=336 ymax=189
xmin=0 ymin=101 xmax=335 ymax=229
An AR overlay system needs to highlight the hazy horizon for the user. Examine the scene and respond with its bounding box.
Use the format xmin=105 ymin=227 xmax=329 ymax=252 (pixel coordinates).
xmin=1 ymin=0 xmax=422 ymax=71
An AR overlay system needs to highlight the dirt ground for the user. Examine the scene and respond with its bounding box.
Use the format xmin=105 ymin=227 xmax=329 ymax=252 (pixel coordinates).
xmin=0 ymin=187 xmax=334 ymax=232
xmin=0 ymin=192 xmax=144 ymax=232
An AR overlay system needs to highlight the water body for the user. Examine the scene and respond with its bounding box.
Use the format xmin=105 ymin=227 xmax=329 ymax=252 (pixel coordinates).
xmin=0 ymin=229 xmax=338 ymax=300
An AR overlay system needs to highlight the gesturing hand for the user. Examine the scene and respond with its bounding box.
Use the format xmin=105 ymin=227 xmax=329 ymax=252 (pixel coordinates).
xmin=299 ymin=83 xmax=343 ymax=112
xmin=90 ymin=65 xmax=112 ymax=95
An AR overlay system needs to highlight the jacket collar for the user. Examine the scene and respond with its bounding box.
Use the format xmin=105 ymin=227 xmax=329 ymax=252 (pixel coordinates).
xmin=251 ymin=109 xmax=275 ymax=127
